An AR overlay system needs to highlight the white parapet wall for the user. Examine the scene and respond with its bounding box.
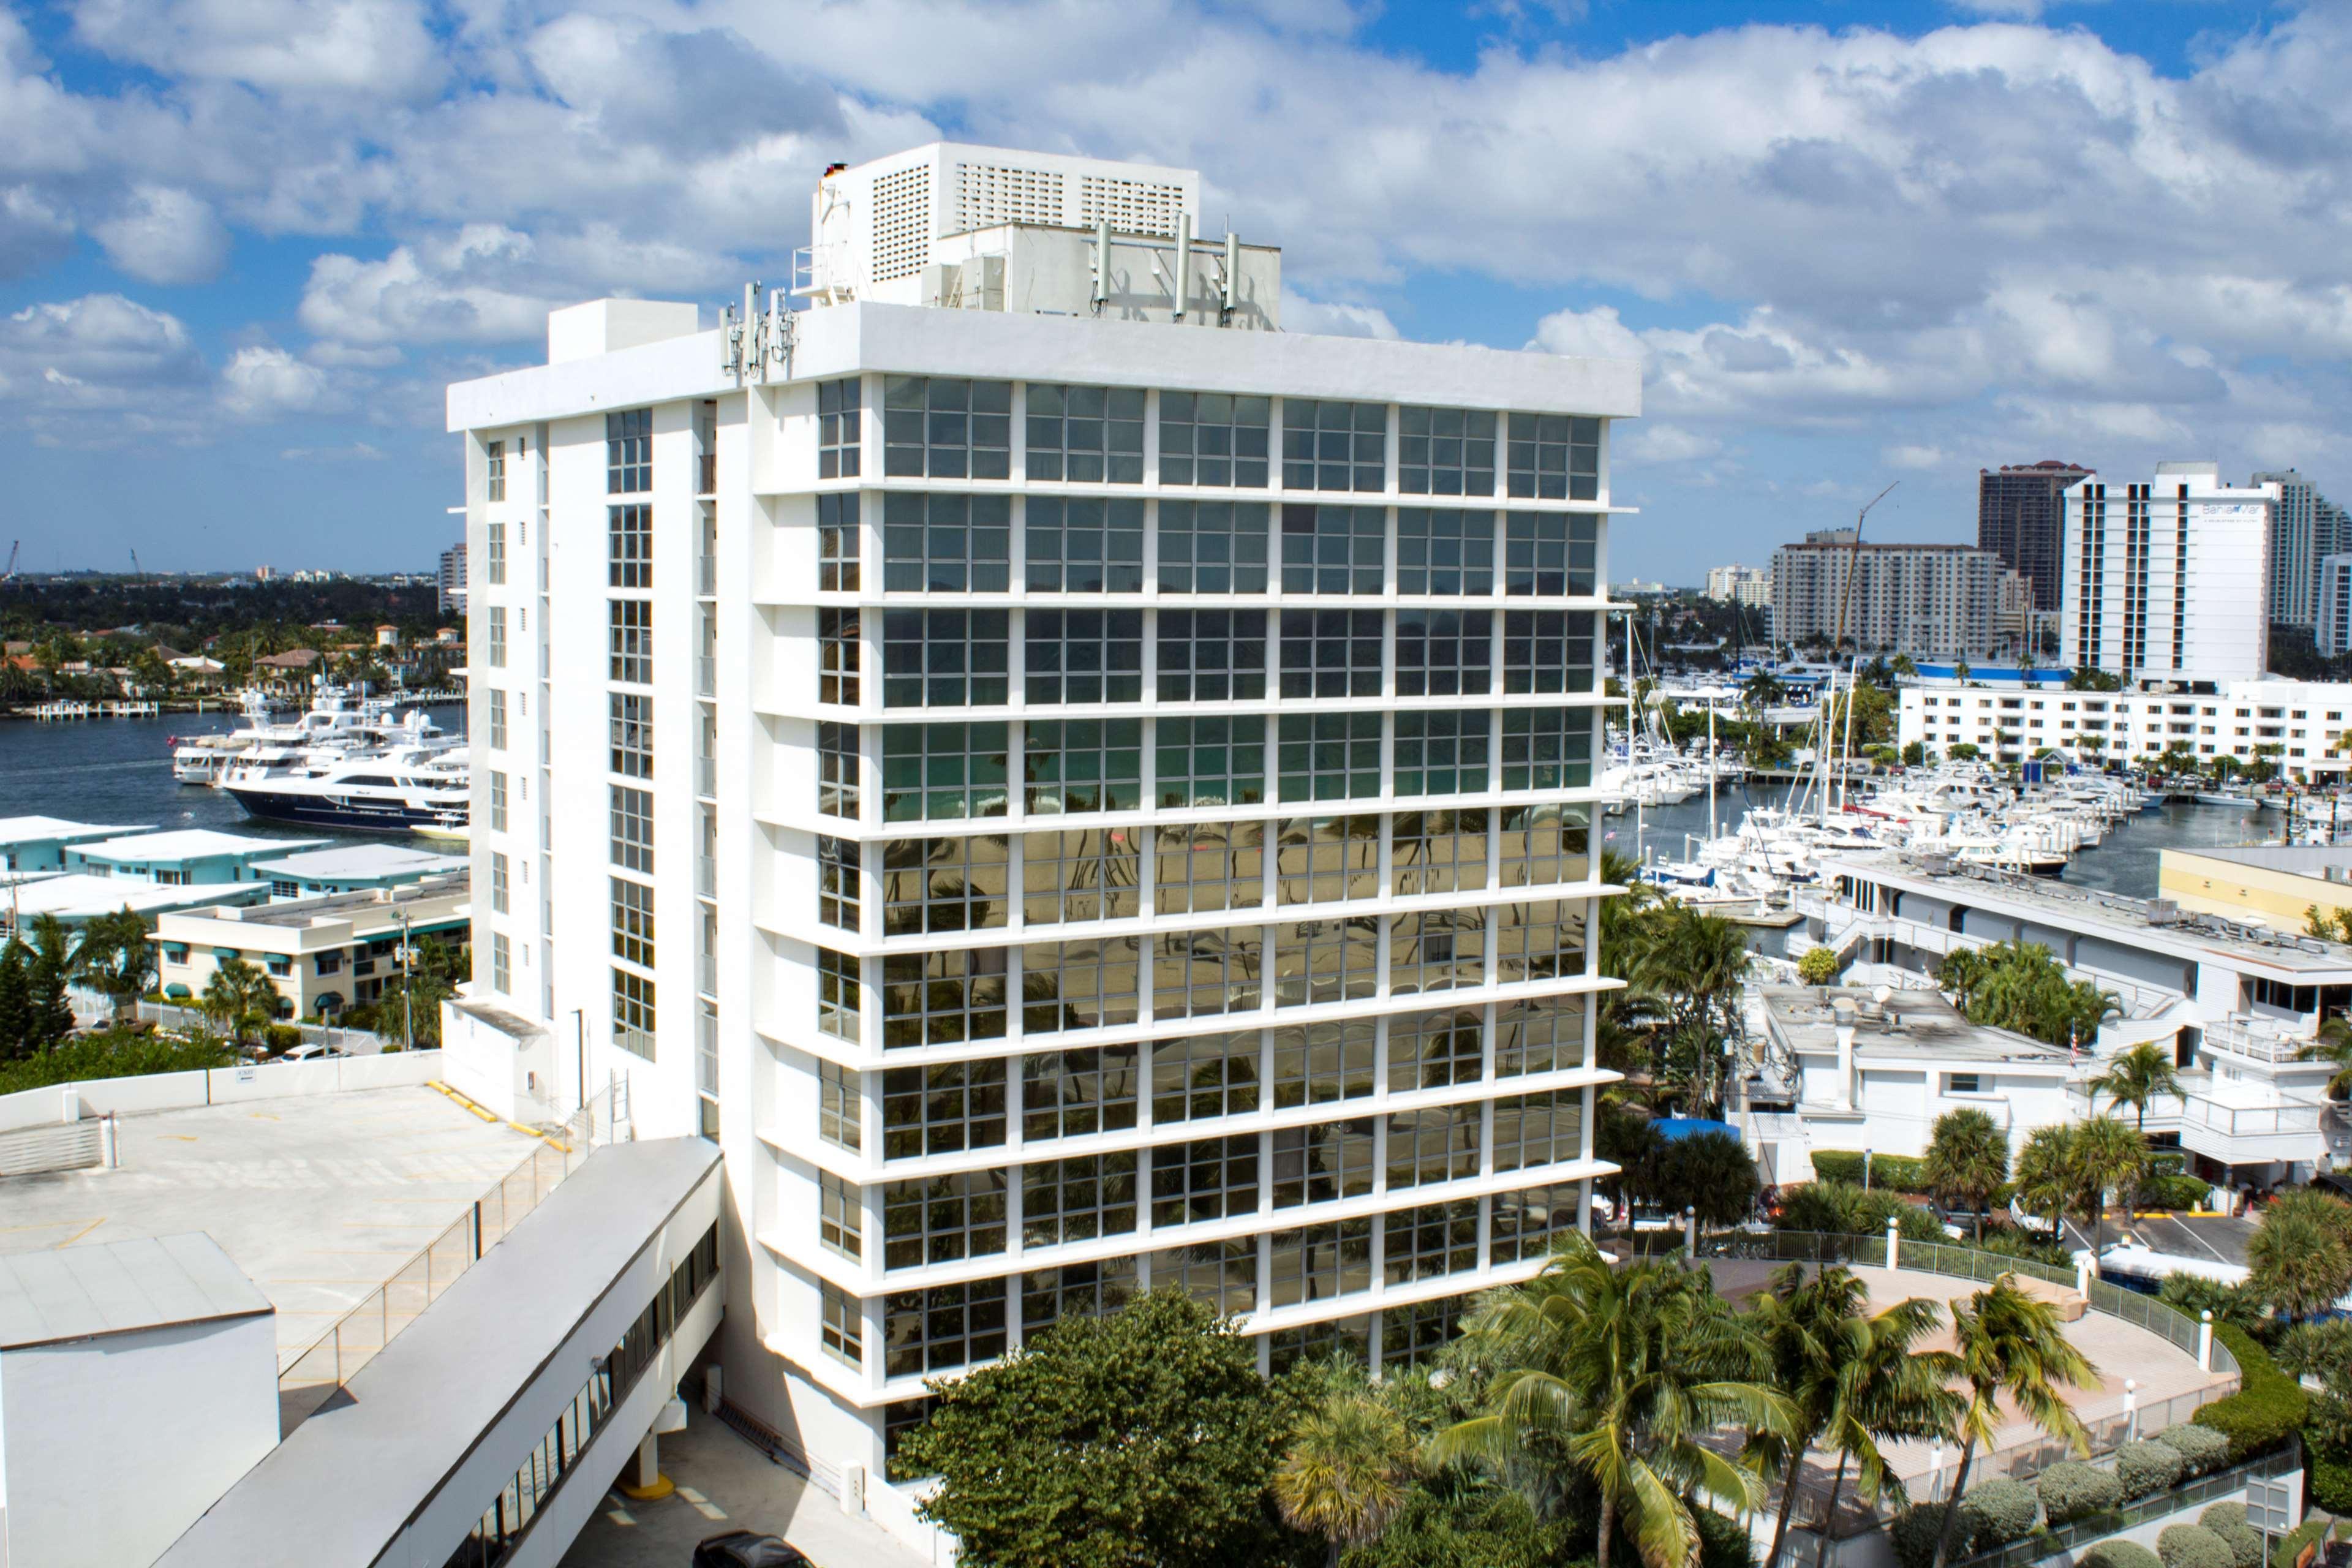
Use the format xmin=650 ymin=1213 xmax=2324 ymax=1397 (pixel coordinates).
xmin=0 ymin=1050 xmax=445 ymax=1134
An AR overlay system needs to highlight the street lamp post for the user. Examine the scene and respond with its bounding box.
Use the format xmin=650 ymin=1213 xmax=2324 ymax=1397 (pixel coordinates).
xmin=398 ymin=907 xmax=413 ymax=1051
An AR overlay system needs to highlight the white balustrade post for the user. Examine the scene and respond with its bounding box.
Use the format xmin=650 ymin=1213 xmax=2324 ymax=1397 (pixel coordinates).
xmin=2076 ymin=1254 xmax=2094 ymax=1297
xmin=1885 ymin=1216 xmax=1900 ymax=1270
xmin=2198 ymin=1309 xmax=2214 ymax=1372
xmin=2124 ymin=1378 xmax=2138 ymax=1444
xmin=1685 ymin=1205 xmax=1697 ymax=1257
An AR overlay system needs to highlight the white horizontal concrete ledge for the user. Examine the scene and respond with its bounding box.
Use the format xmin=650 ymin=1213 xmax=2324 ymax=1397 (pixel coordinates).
xmin=0 ymin=1051 xmax=444 ymax=1134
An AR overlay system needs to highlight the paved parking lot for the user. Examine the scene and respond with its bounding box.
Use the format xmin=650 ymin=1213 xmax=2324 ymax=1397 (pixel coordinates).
xmin=2119 ymin=1212 xmax=2257 ymax=1266
xmin=560 ymin=1406 xmax=927 ymax=1568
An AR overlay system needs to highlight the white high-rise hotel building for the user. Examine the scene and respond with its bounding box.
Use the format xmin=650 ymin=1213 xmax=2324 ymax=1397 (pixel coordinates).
xmin=447 ymin=144 xmax=1634 ymax=1507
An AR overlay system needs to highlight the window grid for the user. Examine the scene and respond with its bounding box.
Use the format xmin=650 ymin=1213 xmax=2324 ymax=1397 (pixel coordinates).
xmin=1269 ymin=1020 xmax=1376 ymax=1107
xmin=818 ymin=836 xmax=861 ymax=932
xmin=612 ymin=968 xmax=655 ymax=1058
xmin=818 ymin=946 xmax=861 ymax=1042
xmin=1501 ymin=610 xmax=1594 ymax=696
xmin=609 ymin=693 xmax=652 ymax=779
xmin=1155 ymin=717 xmax=1267 ymax=811
xmin=1025 ymin=497 xmax=1144 ymax=591
xmin=1384 ymin=1199 xmax=1479 ymax=1284
xmin=1501 ymin=804 xmax=1588 ymax=888
xmin=606 ymin=409 xmax=650 ymax=494
xmin=1271 ymin=917 xmax=1381 ymax=1009
xmin=1152 ymin=927 xmax=1263 ymax=1019
xmin=819 ymin=722 xmax=862 ymax=820
xmin=1382 ymin=1291 xmax=1473 ymax=1370
xmin=1150 ymin=1240 xmax=1257 ymax=1318
xmin=486 ymin=520 xmax=507 ymax=585
xmin=1273 ymin=816 xmax=1381 ymax=906
xmin=1398 ymin=407 xmax=1496 ymax=497
xmin=1160 ymin=392 xmax=1270 ymax=488
xmin=882 ymin=1059 xmax=1008 ymax=1160
xmin=1025 ymin=609 xmax=1144 ymax=704
xmin=1022 ymin=1259 xmax=1137 ymax=1340
xmin=882 ymin=377 xmax=1011 ymax=480
xmin=1504 ymin=413 xmax=1600 ymax=502
xmin=608 ymin=598 xmax=652 ymax=685
xmin=818 ymin=492 xmax=861 ymax=592
xmin=1149 ymin=1136 xmax=1260 ymax=1228
xmin=820 ymin=608 xmax=861 ymax=706
xmin=1158 ymin=500 xmax=1270 ymax=592
xmin=1390 ymin=1006 xmax=1485 ymax=1092
xmin=609 ymin=785 xmax=653 ymax=874
xmin=1280 ymin=504 xmax=1384 ymax=595
xmin=488 ymin=688 xmax=507 ymax=751
xmin=1022 ymin=1152 xmax=1140 ymax=1248
xmin=1024 ymin=720 xmax=1142 ymax=815
xmin=1492 ymin=1088 xmax=1583 ymax=1174
xmin=485 ymin=439 xmax=506 ymax=502
xmin=818 ymin=1058 xmax=861 ymax=1148
xmin=487 ymin=607 xmax=506 ymax=669
xmin=820 ymin=1172 xmax=863 ymax=1261
xmin=1277 ymin=711 xmax=1381 ymax=802
xmin=880 ymin=835 xmax=1010 ymax=937
xmin=1498 ymin=900 xmax=1585 ymax=985
xmin=1151 ymin=1031 xmax=1261 ymax=1123
xmin=1270 ymin=1218 xmax=1375 ymax=1308
xmin=1491 ymin=1182 xmax=1582 ymax=1266
xmin=1390 ymin=908 xmax=1487 ymax=995
xmin=1026 ymin=384 xmax=1145 ymax=484
xmin=1278 ymin=610 xmax=1382 ymax=700
xmin=1020 ymin=1045 xmax=1141 ymax=1141
xmin=880 ymin=948 xmax=1009 ymax=1049
xmin=1502 ymin=708 xmax=1593 ymax=791
xmin=491 ymin=851 xmax=510 ymax=915
xmin=1156 ymin=610 xmax=1268 ymax=703
xmin=883 ymin=609 xmax=1009 ymax=709
xmin=882 ymin=492 xmax=1011 ymax=592
xmin=882 ymin=1280 xmax=1008 ymax=1379
xmin=1272 ymin=1118 xmax=1377 ymax=1208
xmin=823 ymin=1282 xmax=862 ymax=1366
xmin=883 ymin=1170 xmax=1008 ymax=1270
xmin=1385 ymin=1101 xmax=1482 ymax=1189
xmin=1396 ymin=611 xmax=1493 ymax=698
xmin=1153 ymin=821 xmax=1266 ymax=914
xmin=488 ymin=771 xmax=508 ymax=834
xmin=1398 ymin=508 xmax=1495 ymax=595
xmin=1282 ymin=399 xmax=1385 ymax=492
xmin=1392 ymin=810 xmax=1491 ymax=897
xmin=882 ymin=723 xmax=1010 ymax=823
xmin=1496 ymin=995 xmax=1585 ymax=1077
xmin=1021 ymin=829 xmax=1141 ymax=925
xmin=611 ymin=876 xmax=655 ymax=968
xmin=609 ymin=505 xmax=651 ymax=588
xmin=818 ymin=379 xmax=862 ymax=479
xmin=1020 ymin=938 xmax=1144 ymax=1034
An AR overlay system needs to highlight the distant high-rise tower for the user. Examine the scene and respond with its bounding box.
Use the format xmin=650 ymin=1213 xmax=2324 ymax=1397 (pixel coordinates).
xmin=2060 ymin=462 xmax=2278 ymax=684
xmin=1978 ymin=460 xmax=2089 ymax=614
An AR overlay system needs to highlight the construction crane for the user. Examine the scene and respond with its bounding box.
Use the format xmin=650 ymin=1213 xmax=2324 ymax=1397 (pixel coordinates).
xmin=1 ymin=541 xmax=16 ymax=583
xmin=129 ymin=548 xmax=141 ymax=582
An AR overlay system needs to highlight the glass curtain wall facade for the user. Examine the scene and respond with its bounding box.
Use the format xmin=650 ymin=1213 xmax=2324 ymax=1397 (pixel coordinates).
xmin=788 ymin=383 xmax=1618 ymax=1457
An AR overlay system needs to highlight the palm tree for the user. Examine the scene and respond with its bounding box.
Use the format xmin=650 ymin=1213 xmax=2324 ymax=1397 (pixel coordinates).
xmin=1923 ymin=1109 xmax=2009 ymax=1241
xmin=1749 ymin=1266 xmax=1961 ymax=1568
xmin=2068 ymin=1116 xmax=2149 ymax=1258
xmin=2245 ymin=1189 xmax=2352 ymax=1320
xmin=2300 ymin=1017 xmax=2352 ymax=1099
xmin=2089 ymin=1041 xmax=2183 ymax=1139
xmin=1436 ymin=1235 xmax=1795 ymax=1568
xmin=1928 ymin=1282 xmax=2099 ymax=1568
xmin=1272 ymin=1391 xmax=1416 ymax=1567
xmin=200 ymin=959 xmax=281 ymax=1049
xmin=72 ymin=907 xmax=156 ymax=1028
xmin=2012 ymin=1125 xmax=2075 ymax=1242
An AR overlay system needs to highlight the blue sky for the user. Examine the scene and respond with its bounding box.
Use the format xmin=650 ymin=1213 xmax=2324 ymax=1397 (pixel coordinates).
xmin=1 ymin=0 xmax=2343 ymax=579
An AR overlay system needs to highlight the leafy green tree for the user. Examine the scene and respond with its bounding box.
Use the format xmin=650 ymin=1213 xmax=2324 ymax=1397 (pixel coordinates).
xmin=23 ymin=914 xmax=78 ymax=1044
xmin=72 ymin=907 xmax=156 ymax=1027
xmin=1922 ymin=1109 xmax=2009 ymax=1241
xmin=1435 ymin=1235 xmax=1794 ymax=1568
xmin=200 ymin=958 xmax=282 ymax=1047
xmin=1796 ymin=947 xmax=1841 ymax=987
xmin=900 ymin=1289 xmax=1298 ymax=1568
xmin=1946 ymin=744 xmax=1981 ymax=761
xmin=1901 ymin=741 xmax=1928 ymax=767
xmin=1803 ymin=1292 xmax=1961 ymax=1568
xmin=0 ymin=940 xmax=31 ymax=1060
xmin=2300 ymin=1017 xmax=2352 ymax=1099
xmin=1636 ymin=1131 xmax=1760 ymax=1230
xmin=1929 ymin=1283 xmax=2099 ymax=1568
xmin=2247 ymin=1189 xmax=2352 ymax=1321
xmin=1273 ymin=1390 xmax=1415 ymax=1567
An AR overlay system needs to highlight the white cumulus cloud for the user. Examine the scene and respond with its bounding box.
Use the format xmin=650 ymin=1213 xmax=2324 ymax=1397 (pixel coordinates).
xmin=92 ymin=185 xmax=231 ymax=285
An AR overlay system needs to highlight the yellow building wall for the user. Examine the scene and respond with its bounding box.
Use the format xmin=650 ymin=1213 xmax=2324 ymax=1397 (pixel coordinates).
xmin=2158 ymin=848 xmax=2352 ymax=931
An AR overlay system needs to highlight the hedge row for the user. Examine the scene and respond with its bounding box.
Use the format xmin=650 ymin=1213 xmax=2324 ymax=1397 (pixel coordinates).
xmin=2192 ymin=1325 xmax=2309 ymax=1461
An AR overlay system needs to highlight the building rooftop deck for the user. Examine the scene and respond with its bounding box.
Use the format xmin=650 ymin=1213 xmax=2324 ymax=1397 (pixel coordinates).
xmin=1822 ymin=849 xmax=2352 ymax=979
xmin=0 ymin=1232 xmax=271 ymax=1351
xmin=223 ymin=872 xmax=469 ymax=929
xmin=2 ymin=873 xmax=274 ymax=923
xmin=0 ymin=1086 xmax=540 ymax=1357
xmin=0 ymin=814 xmax=145 ymax=849
xmin=1759 ymin=984 xmax=2070 ymax=1066
xmin=74 ymin=828 xmax=327 ymax=864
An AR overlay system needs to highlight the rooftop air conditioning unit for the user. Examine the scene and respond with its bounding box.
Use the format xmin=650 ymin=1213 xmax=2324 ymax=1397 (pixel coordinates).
xmin=2144 ymin=899 xmax=2180 ymax=925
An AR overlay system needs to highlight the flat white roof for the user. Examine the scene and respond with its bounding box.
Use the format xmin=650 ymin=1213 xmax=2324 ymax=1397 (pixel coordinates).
xmin=2 ymin=874 xmax=273 ymax=921
xmin=0 ymin=1233 xmax=271 ymax=1351
xmin=0 ymin=815 xmax=146 ymax=848
xmin=74 ymin=829 xmax=328 ymax=864
xmin=251 ymin=845 xmax=467 ymax=879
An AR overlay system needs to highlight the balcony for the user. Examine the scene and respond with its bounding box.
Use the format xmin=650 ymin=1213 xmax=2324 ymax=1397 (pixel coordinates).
xmin=699 ymin=554 xmax=717 ymax=595
xmin=2201 ymin=1020 xmax=2313 ymax=1065
xmin=697 ymin=657 xmax=717 ymax=698
xmin=2065 ymin=1084 xmax=2329 ymax=1167
xmin=698 ymin=953 xmax=717 ymax=997
xmin=698 ymin=452 xmax=717 ymax=496
xmin=696 ymin=755 xmax=717 ymax=798
xmin=696 ymin=855 xmax=716 ymax=898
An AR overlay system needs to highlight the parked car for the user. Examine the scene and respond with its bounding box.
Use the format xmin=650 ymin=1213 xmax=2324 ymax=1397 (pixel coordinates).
xmin=693 ymin=1532 xmax=813 ymax=1568
xmin=277 ymin=1041 xmax=351 ymax=1063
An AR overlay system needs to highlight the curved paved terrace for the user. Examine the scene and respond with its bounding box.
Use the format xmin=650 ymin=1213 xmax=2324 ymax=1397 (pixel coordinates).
xmin=1706 ymin=1259 xmax=2234 ymax=1528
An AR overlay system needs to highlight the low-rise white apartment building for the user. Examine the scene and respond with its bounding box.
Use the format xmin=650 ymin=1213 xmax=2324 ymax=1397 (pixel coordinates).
xmin=1898 ymin=676 xmax=2352 ymax=777
xmin=2060 ymin=463 xmax=2277 ymax=684
xmin=156 ymin=875 xmax=470 ymax=1020
xmin=442 ymin=140 xmax=1635 ymax=1528
xmin=1792 ymin=853 xmax=2352 ymax=1185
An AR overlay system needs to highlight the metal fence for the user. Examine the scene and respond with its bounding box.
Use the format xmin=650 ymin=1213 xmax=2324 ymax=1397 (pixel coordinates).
xmin=1950 ymin=1442 xmax=2303 ymax=1568
xmin=274 ymin=1087 xmax=628 ymax=1433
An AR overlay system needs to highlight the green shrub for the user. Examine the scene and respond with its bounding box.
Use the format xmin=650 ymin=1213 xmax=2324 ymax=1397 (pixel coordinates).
xmin=1961 ymin=1479 xmax=2041 ymax=1548
xmin=1797 ymin=946 xmax=1841 ymax=986
xmin=2199 ymin=1505 xmax=2264 ymax=1568
xmin=2193 ymin=1325 xmax=2310 ymax=1460
xmin=2116 ymin=1440 xmax=2187 ymax=1499
xmin=1893 ymin=1505 xmax=1950 ymax=1568
xmin=2082 ymin=1542 xmax=2163 ymax=1568
xmin=2159 ymin=1525 xmax=2236 ymax=1568
xmin=2160 ymin=1276 xmax=2265 ymax=1337
xmin=263 ymin=1023 xmax=301 ymax=1052
xmin=0 ymin=1028 xmax=233 ymax=1095
xmin=2038 ymin=1461 xmax=2123 ymax=1525
xmin=2271 ymin=1520 xmax=2331 ymax=1568
xmin=2309 ymin=1440 xmax=2352 ymax=1516
xmin=2143 ymin=1174 xmax=2213 ymax=1211
xmin=1811 ymin=1150 xmax=1930 ymax=1192
xmin=2154 ymin=1423 xmax=2231 ymax=1476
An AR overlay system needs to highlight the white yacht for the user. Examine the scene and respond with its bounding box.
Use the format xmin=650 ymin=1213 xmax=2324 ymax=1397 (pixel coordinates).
xmin=219 ymin=722 xmax=468 ymax=835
